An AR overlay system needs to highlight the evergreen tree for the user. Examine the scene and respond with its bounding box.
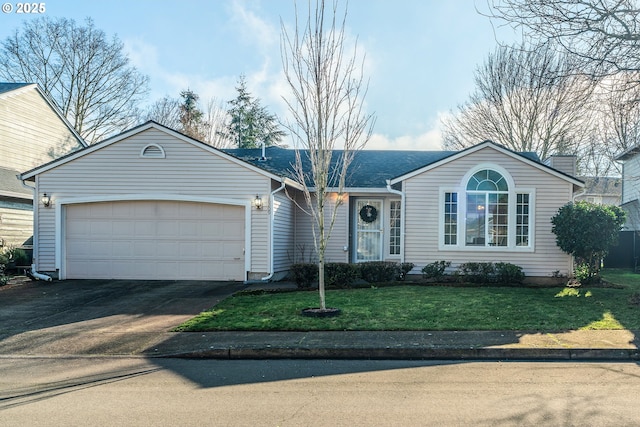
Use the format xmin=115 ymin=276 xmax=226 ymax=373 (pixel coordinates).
xmin=226 ymin=75 xmax=286 ymax=149
xmin=179 ymin=89 xmax=207 ymax=141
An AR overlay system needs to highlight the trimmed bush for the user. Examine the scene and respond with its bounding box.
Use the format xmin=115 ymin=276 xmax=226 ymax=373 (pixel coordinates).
xmin=494 ymin=262 xmax=525 ymax=284
xmin=455 ymin=262 xmax=525 ymax=285
xmin=456 ymin=262 xmax=496 ymax=284
xmin=398 ymin=262 xmax=415 ymax=281
xmin=359 ymin=261 xmax=401 ymax=283
xmin=289 ymin=263 xmax=318 ymax=288
xmin=325 ymin=263 xmax=359 ymax=288
xmin=421 ymin=260 xmax=451 ymax=281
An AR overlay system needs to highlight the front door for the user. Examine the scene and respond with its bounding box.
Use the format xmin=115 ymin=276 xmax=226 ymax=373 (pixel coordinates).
xmin=354 ymin=199 xmax=383 ymax=262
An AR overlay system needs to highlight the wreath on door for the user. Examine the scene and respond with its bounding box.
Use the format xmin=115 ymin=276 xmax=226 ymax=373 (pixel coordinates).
xmin=359 ymin=204 xmax=378 ymax=223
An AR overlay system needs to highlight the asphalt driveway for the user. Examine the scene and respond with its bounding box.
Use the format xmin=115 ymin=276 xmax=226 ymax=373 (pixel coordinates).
xmin=0 ymin=279 xmax=246 ymax=356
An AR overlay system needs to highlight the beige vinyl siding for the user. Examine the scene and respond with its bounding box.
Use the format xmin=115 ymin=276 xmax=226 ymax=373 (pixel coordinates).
xmin=0 ymin=87 xmax=83 ymax=172
xmin=324 ymin=194 xmax=349 ymax=263
xmin=403 ymin=147 xmax=573 ymax=277
xmin=292 ymin=192 xmax=349 ymax=264
xmin=35 ymin=128 xmax=271 ymax=273
xmin=293 ymin=192 xmax=316 ymax=263
xmin=273 ymin=190 xmax=295 ymax=272
xmin=0 ymin=206 xmax=32 ymax=247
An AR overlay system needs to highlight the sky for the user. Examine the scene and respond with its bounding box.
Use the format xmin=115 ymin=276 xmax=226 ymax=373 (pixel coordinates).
xmin=0 ymin=0 xmax=518 ymax=150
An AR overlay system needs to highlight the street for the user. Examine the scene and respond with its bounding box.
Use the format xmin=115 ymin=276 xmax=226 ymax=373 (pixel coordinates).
xmin=1 ymin=358 xmax=639 ymax=426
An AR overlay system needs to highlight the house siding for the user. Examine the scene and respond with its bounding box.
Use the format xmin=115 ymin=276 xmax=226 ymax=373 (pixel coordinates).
xmin=403 ymin=147 xmax=573 ymax=277
xmin=293 ymin=192 xmax=349 ymax=264
xmin=34 ymin=128 xmax=271 ymax=274
xmin=0 ymin=204 xmax=32 ymax=247
xmin=273 ymin=189 xmax=295 ymax=272
xmin=0 ymin=87 xmax=83 ymax=172
xmin=622 ymin=156 xmax=640 ymax=206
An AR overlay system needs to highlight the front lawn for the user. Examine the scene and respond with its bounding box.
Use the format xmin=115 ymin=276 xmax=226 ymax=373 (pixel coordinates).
xmin=175 ymin=269 xmax=640 ymax=332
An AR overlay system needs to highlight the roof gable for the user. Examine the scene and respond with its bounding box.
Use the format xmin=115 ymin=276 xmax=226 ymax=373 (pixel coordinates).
xmin=19 ymin=121 xmax=284 ymax=182
xmin=389 ymin=140 xmax=584 ymax=188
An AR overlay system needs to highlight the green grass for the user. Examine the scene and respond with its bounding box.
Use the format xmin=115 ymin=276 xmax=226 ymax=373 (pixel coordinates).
xmin=174 ymin=268 xmax=640 ymax=332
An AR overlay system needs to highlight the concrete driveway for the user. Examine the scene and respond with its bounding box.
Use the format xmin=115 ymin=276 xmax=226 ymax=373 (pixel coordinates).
xmin=0 ymin=279 xmax=245 ymax=356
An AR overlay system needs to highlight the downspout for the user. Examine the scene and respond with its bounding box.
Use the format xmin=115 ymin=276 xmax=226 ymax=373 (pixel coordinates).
xmin=261 ymin=178 xmax=287 ymax=281
xmin=386 ymin=179 xmax=405 ymax=263
xmin=19 ymin=176 xmax=52 ymax=281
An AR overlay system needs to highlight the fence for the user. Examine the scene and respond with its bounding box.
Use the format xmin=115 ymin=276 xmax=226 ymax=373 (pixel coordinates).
xmin=603 ymin=231 xmax=636 ymax=269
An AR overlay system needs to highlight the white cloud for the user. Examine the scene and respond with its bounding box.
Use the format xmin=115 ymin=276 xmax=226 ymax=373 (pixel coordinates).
xmin=366 ymin=118 xmax=445 ymax=151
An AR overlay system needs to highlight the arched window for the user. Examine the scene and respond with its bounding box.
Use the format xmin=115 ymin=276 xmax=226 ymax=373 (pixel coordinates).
xmin=441 ymin=167 xmax=532 ymax=250
xmin=465 ymin=169 xmax=508 ymax=247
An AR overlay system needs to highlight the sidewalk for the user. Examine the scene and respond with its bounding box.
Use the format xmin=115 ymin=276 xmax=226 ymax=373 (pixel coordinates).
xmin=142 ymin=329 xmax=640 ymax=361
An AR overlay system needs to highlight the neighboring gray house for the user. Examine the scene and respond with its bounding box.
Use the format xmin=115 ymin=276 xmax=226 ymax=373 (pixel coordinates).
xmin=20 ymin=121 xmax=584 ymax=281
xmin=0 ymin=83 xmax=86 ymax=250
xmin=616 ymin=145 xmax=640 ymax=231
xmin=574 ymin=177 xmax=622 ymax=206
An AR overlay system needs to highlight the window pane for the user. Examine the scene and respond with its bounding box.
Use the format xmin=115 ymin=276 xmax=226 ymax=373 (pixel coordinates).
xmin=466 ymin=193 xmax=485 ymax=246
xmin=516 ymin=193 xmax=530 ymax=246
xmin=467 ymin=169 xmax=508 ymax=192
xmin=444 ymin=192 xmax=457 ymax=245
xmin=389 ymin=201 xmax=401 ymax=255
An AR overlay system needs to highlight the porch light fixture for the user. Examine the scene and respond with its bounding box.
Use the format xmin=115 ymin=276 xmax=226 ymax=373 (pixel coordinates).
xmin=253 ymin=195 xmax=263 ymax=210
xmin=41 ymin=193 xmax=51 ymax=208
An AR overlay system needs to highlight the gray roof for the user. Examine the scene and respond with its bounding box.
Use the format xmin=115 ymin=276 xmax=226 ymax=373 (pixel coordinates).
xmin=0 ymin=82 xmax=32 ymax=95
xmin=0 ymin=166 xmax=32 ymax=198
xmin=223 ymin=145 xmax=543 ymax=188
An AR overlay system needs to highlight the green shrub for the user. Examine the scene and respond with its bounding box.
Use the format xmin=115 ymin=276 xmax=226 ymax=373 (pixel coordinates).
xmin=551 ymin=201 xmax=625 ymax=283
xmin=573 ymin=262 xmax=593 ymax=285
xmin=455 ymin=262 xmax=525 ymax=285
xmin=289 ymin=263 xmax=318 ymax=288
xmin=421 ymin=260 xmax=451 ymax=281
xmin=398 ymin=262 xmax=415 ymax=281
xmin=359 ymin=261 xmax=400 ymax=283
xmin=4 ymin=247 xmax=30 ymax=267
xmin=325 ymin=263 xmax=359 ymax=288
xmin=456 ymin=262 xmax=496 ymax=284
xmin=494 ymin=262 xmax=525 ymax=284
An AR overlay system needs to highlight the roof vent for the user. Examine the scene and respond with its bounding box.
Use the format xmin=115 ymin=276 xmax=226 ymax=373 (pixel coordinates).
xmin=140 ymin=144 xmax=166 ymax=158
xmin=259 ymin=142 xmax=267 ymax=161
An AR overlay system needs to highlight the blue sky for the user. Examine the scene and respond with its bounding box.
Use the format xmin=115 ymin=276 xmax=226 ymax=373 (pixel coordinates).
xmin=0 ymin=0 xmax=517 ymax=149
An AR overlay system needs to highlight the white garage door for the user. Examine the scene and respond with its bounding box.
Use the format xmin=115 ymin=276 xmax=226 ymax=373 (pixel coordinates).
xmin=65 ymin=200 xmax=245 ymax=280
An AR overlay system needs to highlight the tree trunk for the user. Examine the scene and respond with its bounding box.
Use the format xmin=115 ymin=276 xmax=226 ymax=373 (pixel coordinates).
xmin=318 ymin=257 xmax=326 ymax=310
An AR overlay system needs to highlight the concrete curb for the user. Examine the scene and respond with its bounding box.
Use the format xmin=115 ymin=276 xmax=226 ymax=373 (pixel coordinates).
xmin=161 ymin=347 xmax=640 ymax=361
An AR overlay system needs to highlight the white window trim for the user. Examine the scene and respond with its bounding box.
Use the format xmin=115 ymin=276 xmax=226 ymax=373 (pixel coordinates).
xmin=437 ymin=166 xmax=536 ymax=253
xmin=387 ymin=198 xmax=402 ymax=259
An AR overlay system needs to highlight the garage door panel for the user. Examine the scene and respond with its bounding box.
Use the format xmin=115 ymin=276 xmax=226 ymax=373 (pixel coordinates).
xmin=65 ymin=201 xmax=245 ymax=280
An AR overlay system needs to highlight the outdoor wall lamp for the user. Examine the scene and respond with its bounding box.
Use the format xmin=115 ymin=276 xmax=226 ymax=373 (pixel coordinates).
xmin=253 ymin=195 xmax=263 ymax=210
xmin=41 ymin=193 xmax=51 ymax=208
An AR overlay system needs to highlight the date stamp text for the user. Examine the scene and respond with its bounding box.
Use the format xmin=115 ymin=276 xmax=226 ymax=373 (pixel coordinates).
xmin=2 ymin=3 xmax=46 ymax=14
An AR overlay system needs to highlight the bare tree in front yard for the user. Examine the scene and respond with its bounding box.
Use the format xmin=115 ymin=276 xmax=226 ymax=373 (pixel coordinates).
xmin=281 ymin=0 xmax=375 ymax=311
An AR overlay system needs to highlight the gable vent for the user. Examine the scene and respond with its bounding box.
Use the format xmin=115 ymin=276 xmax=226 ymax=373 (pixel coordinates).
xmin=140 ymin=144 xmax=166 ymax=158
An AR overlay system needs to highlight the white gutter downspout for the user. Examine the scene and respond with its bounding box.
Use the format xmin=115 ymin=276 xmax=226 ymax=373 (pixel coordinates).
xmin=19 ymin=176 xmax=52 ymax=281
xmin=261 ymin=179 xmax=287 ymax=281
xmin=386 ymin=179 xmax=405 ymax=263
